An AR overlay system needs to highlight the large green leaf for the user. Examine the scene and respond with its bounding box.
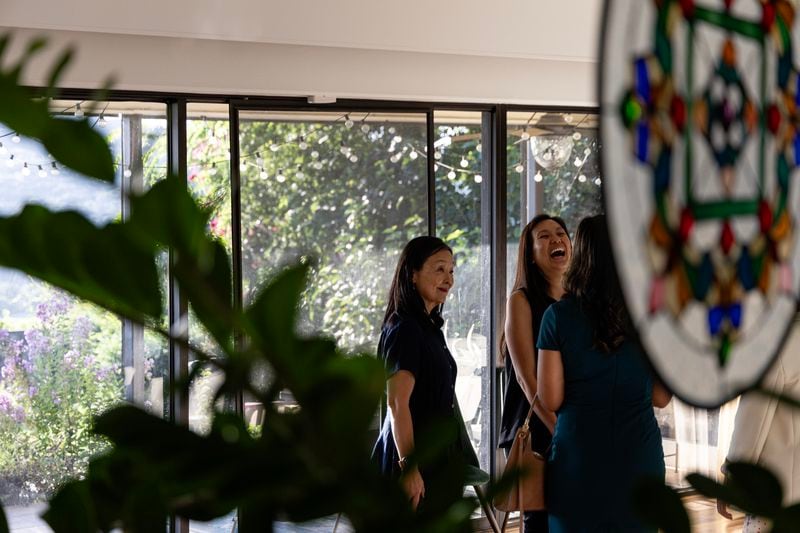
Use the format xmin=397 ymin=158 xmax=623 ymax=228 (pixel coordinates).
xmin=0 ymin=75 xmax=114 ymax=183
xmin=631 ymin=477 xmax=691 ymax=533
xmin=0 ymin=206 xmax=162 ymax=321
xmin=128 ymin=178 xmax=233 ymax=350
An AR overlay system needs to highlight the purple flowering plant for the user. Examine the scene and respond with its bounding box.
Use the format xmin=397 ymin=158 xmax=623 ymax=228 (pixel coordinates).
xmin=0 ymin=292 xmax=123 ymax=504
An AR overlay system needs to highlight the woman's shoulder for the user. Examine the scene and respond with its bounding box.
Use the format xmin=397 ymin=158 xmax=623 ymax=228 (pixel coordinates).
xmin=383 ymin=312 xmax=425 ymax=336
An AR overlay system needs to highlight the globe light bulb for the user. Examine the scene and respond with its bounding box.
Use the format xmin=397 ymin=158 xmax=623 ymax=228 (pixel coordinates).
xmin=344 ymin=115 xmax=354 ymax=129
xmin=349 ymin=154 xmax=359 ymax=163
xmin=6 ymin=155 xmax=15 ymax=168
xmin=476 ymin=143 xmax=482 ymax=153
xmin=255 ymin=152 xmax=264 ymax=166
xmin=124 ymin=167 xmax=132 ymax=178
xmin=311 ymin=150 xmax=319 ymax=159
xmin=296 ymin=166 xmax=305 ymax=179
xmin=474 ymin=174 xmax=483 ymax=183
xmin=434 ymin=151 xmax=442 ymax=160
xmin=574 ymin=157 xmax=583 ymax=167
xmin=393 ymin=135 xmax=402 ymax=143
xmin=409 ymin=150 xmax=418 ymax=160
xmin=276 ymin=169 xmax=286 ymax=182
xmin=388 ymin=126 xmax=396 ymax=134
xmin=447 ymin=170 xmax=456 ymax=180
xmin=75 ymin=103 xmax=84 ymax=118
xmin=50 ymin=162 xmax=60 ymax=175
xmin=584 ymin=148 xmax=591 ymax=156
xmin=98 ymin=114 xmax=107 ymax=127
xmin=594 ymin=177 xmax=602 ymax=186
xmin=12 ymin=133 xmax=21 ymax=143
xmin=534 ymin=171 xmax=543 ymax=182
xmin=38 ymin=164 xmax=47 ymax=177
xmin=361 ymin=123 xmax=370 ymax=133
xmin=573 ymin=132 xmax=582 ymax=140
xmin=313 ymin=161 xmax=323 ymax=170
xmin=515 ymin=163 xmax=524 ymax=173
xmin=21 ymin=162 xmax=30 ymax=176
xmin=433 ymin=163 xmax=439 ymax=172
xmin=298 ymin=137 xmax=308 ymax=150
xmin=259 ymin=168 xmax=268 ymax=180
xmin=460 ymin=157 xmax=469 ymax=168
xmin=578 ymin=174 xmax=587 ymax=183
xmin=210 ymin=163 xmax=218 ymax=175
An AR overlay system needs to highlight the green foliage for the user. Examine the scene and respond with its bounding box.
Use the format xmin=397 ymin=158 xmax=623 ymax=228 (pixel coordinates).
xmin=688 ymin=462 xmax=784 ymax=518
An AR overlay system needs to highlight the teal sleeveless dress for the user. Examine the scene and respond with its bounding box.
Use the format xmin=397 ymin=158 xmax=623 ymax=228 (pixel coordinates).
xmin=537 ymin=296 xmax=664 ymax=532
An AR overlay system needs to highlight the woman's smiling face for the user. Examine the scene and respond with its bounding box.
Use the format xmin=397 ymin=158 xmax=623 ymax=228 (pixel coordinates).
xmin=531 ymin=218 xmax=571 ymax=280
xmin=413 ymin=249 xmax=454 ymax=313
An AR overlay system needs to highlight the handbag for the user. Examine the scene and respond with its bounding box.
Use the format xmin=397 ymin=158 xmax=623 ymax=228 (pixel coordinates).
xmin=493 ymin=395 xmax=547 ymax=515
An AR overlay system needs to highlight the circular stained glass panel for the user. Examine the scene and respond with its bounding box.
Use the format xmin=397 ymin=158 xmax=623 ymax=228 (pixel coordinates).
xmin=600 ymin=0 xmax=800 ymax=407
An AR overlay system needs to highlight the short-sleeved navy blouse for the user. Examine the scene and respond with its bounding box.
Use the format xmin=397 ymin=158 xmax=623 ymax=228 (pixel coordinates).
xmin=371 ymin=311 xmax=458 ymax=481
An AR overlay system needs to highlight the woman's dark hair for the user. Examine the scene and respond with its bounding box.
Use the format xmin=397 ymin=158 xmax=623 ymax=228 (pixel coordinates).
xmin=564 ymin=214 xmax=630 ymax=353
xmin=382 ymin=236 xmax=453 ymax=329
xmin=498 ymin=214 xmax=569 ymax=365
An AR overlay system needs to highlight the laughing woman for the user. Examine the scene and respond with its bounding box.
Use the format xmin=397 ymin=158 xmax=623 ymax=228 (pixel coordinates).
xmin=499 ymin=214 xmax=571 ymax=533
xmin=371 ymin=236 xmax=462 ymax=511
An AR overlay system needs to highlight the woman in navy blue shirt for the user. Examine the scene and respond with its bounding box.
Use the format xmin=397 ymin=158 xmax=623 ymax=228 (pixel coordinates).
xmin=371 ymin=236 xmax=460 ymax=511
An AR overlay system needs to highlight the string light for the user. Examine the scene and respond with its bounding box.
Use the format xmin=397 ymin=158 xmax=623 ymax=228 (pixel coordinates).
xmin=276 ymin=169 xmax=286 ymax=183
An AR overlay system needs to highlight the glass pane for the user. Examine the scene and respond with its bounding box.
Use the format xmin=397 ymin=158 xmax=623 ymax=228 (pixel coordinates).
xmin=506 ymin=111 xmax=602 ymax=239
xmin=433 ymin=110 xmax=490 ymax=472
xmin=238 ymin=109 xmax=428 ymax=531
xmin=238 ymin=110 xmax=428 ymax=349
xmin=185 ymin=103 xmax=234 ymax=437
xmin=0 ymin=100 xmax=168 ymax=526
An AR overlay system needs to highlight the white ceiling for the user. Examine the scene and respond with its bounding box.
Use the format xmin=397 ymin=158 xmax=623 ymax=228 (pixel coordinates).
xmin=0 ymin=0 xmax=602 ymax=62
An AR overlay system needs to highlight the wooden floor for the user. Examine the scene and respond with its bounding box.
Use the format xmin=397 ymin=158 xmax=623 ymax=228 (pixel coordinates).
xmin=483 ymin=496 xmax=745 ymax=532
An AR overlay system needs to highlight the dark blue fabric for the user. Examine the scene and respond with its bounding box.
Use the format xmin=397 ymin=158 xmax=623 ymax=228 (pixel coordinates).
xmin=371 ymin=312 xmax=458 ymax=488
xmin=537 ymin=296 xmax=664 ymax=533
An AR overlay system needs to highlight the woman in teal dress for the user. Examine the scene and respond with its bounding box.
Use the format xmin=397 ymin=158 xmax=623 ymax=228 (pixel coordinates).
xmin=536 ymin=215 xmax=672 ymax=532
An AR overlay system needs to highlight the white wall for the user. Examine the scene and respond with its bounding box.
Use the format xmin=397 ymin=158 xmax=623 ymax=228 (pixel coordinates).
xmin=0 ymin=0 xmax=601 ymax=105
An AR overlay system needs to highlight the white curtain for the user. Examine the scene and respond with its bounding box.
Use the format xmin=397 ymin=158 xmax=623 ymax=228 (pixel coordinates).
xmin=672 ymin=397 xmax=740 ymax=481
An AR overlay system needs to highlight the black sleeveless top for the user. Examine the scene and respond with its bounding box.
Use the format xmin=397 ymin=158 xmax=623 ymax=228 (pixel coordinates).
xmin=498 ymin=288 xmax=555 ymax=454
